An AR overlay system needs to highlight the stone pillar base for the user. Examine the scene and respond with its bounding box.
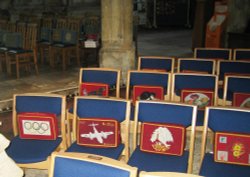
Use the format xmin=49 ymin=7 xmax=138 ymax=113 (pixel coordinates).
xmin=99 ymin=45 xmax=135 ymax=84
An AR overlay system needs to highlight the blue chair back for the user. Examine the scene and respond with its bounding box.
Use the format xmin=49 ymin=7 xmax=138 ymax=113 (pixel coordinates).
xmin=224 ymin=76 xmax=250 ymax=101
xmin=40 ymin=27 xmax=52 ymax=42
xmin=217 ymin=61 xmax=250 ymax=81
xmin=80 ymin=68 xmax=119 ymax=88
xmin=75 ymin=97 xmax=129 ymax=122
xmin=138 ymin=56 xmax=174 ymax=72
xmin=172 ymin=73 xmax=218 ymax=97
xmin=206 ymin=107 xmax=250 ymax=135
xmin=195 ymin=48 xmax=231 ymax=60
xmin=127 ymin=71 xmax=170 ymax=96
xmin=51 ymin=152 xmax=137 ymax=177
xmin=178 ymin=58 xmax=215 ymax=74
xmin=234 ymin=49 xmax=250 ymax=61
xmin=15 ymin=94 xmax=63 ymax=116
xmin=136 ymin=101 xmax=196 ymax=127
xmin=62 ymin=29 xmax=78 ymax=45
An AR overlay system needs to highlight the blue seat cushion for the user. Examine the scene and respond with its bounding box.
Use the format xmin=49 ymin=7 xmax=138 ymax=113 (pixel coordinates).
xmin=66 ymin=142 xmax=124 ymax=160
xmin=52 ymin=43 xmax=75 ymax=48
xmin=68 ymin=106 xmax=73 ymax=114
xmin=130 ymin=105 xmax=135 ymax=120
xmin=8 ymin=49 xmax=32 ymax=54
xmin=128 ymin=146 xmax=189 ymax=172
xmin=196 ymin=110 xmax=205 ymax=126
xmin=199 ymin=153 xmax=250 ymax=177
xmin=6 ymin=136 xmax=62 ymax=163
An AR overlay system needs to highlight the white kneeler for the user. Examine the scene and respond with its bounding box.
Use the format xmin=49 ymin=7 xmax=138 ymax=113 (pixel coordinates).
xmin=0 ymin=134 xmax=24 ymax=177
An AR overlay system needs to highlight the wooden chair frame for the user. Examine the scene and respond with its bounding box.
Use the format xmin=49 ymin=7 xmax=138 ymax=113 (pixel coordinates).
xmin=177 ymin=58 xmax=216 ymax=75
xmin=126 ymin=70 xmax=171 ymax=101
xmin=131 ymin=100 xmax=197 ymax=173
xmin=11 ymin=93 xmax=67 ymax=170
xmin=70 ymin=96 xmax=131 ymax=161
xmin=233 ymin=48 xmax=250 ymax=61
xmin=194 ymin=47 xmax=232 ymax=60
xmin=137 ymin=56 xmax=175 ymax=73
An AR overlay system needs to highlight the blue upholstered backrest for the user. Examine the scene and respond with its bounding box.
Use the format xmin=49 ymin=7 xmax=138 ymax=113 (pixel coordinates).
xmin=219 ymin=61 xmax=250 ymax=80
xmin=235 ymin=50 xmax=250 ymax=61
xmin=227 ymin=77 xmax=250 ymax=93
xmin=62 ymin=29 xmax=78 ymax=44
xmin=82 ymin=70 xmax=118 ymax=87
xmin=179 ymin=59 xmax=214 ymax=74
xmin=76 ymin=98 xmax=127 ymax=122
xmin=52 ymin=29 xmax=64 ymax=43
xmin=196 ymin=48 xmax=230 ymax=60
xmin=137 ymin=102 xmax=195 ymax=127
xmin=174 ymin=74 xmax=216 ymax=96
xmin=207 ymin=108 xmax=250 ymax=134
xmin=40 ymin=27 xmax=52 ymax=42
xmin=53 ymin=156 xmax=130 ymax=177
xmin=129 ymin=72 xmax=169 ymax=93
xmin=4 ymin=32 xmax=23 ymax=48
xmin=140 ymin=57 xmax=173 ymax=71
xmin=226 ymin=77 xmax=250 ymax=100
xmin=15 ymin=95 xmax=62 ymax=115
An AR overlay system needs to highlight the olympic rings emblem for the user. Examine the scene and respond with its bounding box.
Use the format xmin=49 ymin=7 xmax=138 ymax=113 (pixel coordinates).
xmin=24 ymin=121 xmax=49 ymax=134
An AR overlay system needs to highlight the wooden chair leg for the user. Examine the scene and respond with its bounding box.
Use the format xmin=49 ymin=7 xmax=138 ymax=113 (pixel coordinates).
xmin=6 ymin=53 xmax=11 ymax=76
xmin=15 ymin=55 xmax=20 ymax=79
xmin=76 ymin=47 xmax=80 ymax=66
xmin=49 ymin=46 xmax=54 ymax=68
xmin=33 ymin=51 xmax=39 ymax=75
xmin=62 ymin=49 xmax=66 ymax=71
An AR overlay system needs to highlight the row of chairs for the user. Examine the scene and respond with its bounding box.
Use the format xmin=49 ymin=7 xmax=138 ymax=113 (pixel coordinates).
xmin=138 ymin=56 xmax=250 ymax=82
xmin=194 ymin=47 xmax=250 ymax=61
xmin=69 ymin=67 xmax=250 ymax=123
xmin=5 ymin=93 xmax=250 ymax=177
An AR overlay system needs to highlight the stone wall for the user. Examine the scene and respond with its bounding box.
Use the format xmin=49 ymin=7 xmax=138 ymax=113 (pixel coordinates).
xmin=227 ymin=0 xmax=250 ymax=33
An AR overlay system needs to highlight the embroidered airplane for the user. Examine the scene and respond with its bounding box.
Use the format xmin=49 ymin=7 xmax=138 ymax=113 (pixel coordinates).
xmin=80 ymin=123 xmax=113 ymax=143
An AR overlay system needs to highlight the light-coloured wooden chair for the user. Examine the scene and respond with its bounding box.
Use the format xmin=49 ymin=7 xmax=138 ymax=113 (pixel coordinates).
xmin=128 ymin=100 xmax=197 ymax=173
xmin=49 ymin=152 xmax=137 ymax=177
xmin=177 ymin=58 xmax=216 ymax=75
xmin=6 ymin=23 xmax=39 ymax=78
xmin=5 ymin=93 xmax=67 ymax=170
xmin=222 ymin=75 xmax=250 ymax=107
xmin=138 ymin=56 xmax=175 ymax=73
xmin=171 ymin=73 xmax=218 ymax=126
xmin=66 ymin=96 xmax=131 ymax=162
xmin=199 ymin=106 xmax=250 ymax=177
xmin=233 ymin=48 xmax=250 ymax=61
xmin=194 ymin=47 xmax=232 ymax=60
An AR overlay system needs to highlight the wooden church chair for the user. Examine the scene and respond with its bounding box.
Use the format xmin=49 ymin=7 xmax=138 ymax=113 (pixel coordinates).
xmin=177 ymin=58 xmax=216 ymax=75
xmin=66 ymin=96 xmax=131 ymax=161
xmin=194 ymin=47 xmax=232 ymax=60
xmin=128 ymin=100 xmax=197 ymax=173
xmin=0 ymin=22 xmax=16 ymax=72
xmin=37 ymin=17 xmax=54 ymax=65
xmin=49 ymin=152 xmax=137 ymax=177
xmin=126 ymin=70 xmax=171 ymax=121
xmin=126 ymin=70 xmax=171 ymax=102
xmin=50 ymin=18 xmax=80 ymax=71
xmin=199 ymin=106 xmax=250 ymax=177
xmin=222 ymin=75 xmax=250 ymax=107
xmin=216 ymin=60 xmax=250 ymax=104
xmin=5 ymin=93 xmax=67 ymax=170
xmin=137 ymin=56 xmax=174 ymax=73
xmin=171 ymin=73 xmax=218 ymax=126
xmin=233 ymin=48 xmax=250 ymax=61
xmin=140 ymin=171 xmax=204 ymax=177
xmin=6 ymin=23 xmax=39 ymax=78
xmin=67 ymin=67 xmax=120 ymax=117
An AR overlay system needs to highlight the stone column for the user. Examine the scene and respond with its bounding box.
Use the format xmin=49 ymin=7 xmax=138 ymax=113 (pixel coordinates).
xmin=99 ymin=0 xmax=135 ymax=84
